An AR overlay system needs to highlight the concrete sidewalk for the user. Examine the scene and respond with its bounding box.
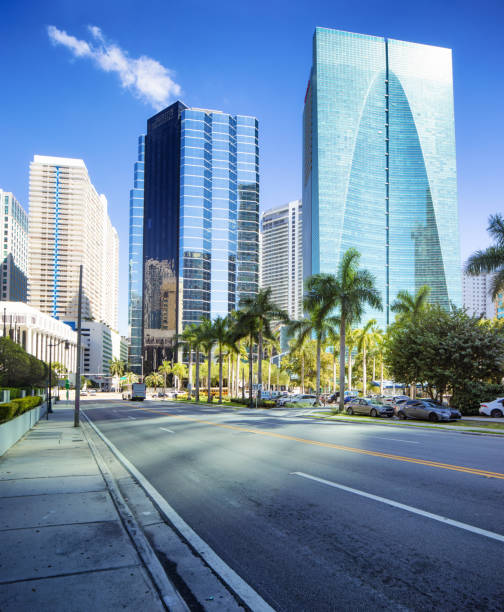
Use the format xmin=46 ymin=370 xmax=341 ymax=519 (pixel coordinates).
xmin=0 ymin=404 xmax=169 ymax=611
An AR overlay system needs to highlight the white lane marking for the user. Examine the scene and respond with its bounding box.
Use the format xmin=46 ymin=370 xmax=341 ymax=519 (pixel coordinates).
xmin=127 ymin=416 xmax=136 ymax=420
xmin=379 ymin=437 xmax=419 ymax=444
xmin=83 ymin=413 xmax=274 ymax=611
xmin=160 ymin=427 xmax=175 ymax=434
xmin=292 ymin=472 xmax=504 ymax=544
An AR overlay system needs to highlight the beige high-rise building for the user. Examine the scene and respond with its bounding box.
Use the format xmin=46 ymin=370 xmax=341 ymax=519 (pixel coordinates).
xmin=261 ymin=200 xmax=303 ymax=320
xmin=28 ymin=155 xmax=119 ymax=330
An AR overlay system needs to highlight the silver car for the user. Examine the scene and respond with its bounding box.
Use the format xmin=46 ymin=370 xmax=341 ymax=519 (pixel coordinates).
xmin=346 ymin=398 xmax=394 ymax=418
xmin=395 ymin=400 xmax=461 ymax=421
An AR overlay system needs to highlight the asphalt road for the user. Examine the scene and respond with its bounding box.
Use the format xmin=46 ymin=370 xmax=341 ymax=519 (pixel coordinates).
xmin=84 ymin=400 xmax=504 ymax=611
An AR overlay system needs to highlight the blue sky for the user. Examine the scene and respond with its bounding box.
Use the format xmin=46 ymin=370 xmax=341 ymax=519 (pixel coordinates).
xmin=1 ymin=0 xmax=503 ymax=335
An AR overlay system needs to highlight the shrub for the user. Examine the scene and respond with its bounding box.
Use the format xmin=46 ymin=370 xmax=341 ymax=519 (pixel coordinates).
xmin=0 ymin=396 xmax=42 ymax=424
xmin=451 ymin=382 xmax=504 ymax=415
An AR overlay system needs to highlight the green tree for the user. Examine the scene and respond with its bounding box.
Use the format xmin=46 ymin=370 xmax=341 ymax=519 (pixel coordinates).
xmin=179 ymin=324 xmax=198 ymax=394
xmin=198 ymin=318 xmax=215 ymax=403
xmin=233 ymin=310 xmax=258 ymax=406
xmin=239 ymin=288 xmax=289 ymax=400
xmin=210 ymin=316 xmax=229 ymax=404
xmin=466 ymin=213 xmax=504 ymax=298
xmin=355 ymin=319 xmax=377 ymax=396
xmin=109 ymin=357 xmax=125 ymax=392
xmin=288 ymin=309 xmax=338 ymax=405
xmin=124 ymin=371 xmax=139 ymax=386
xmin=171 ymin=362 xmax=188 ymax=392
xmin=145 ymin=372 xmax=163 ymax=394
xmin=305 ymin=248 xmax=383 ymax=412
xmin=158 ymin=360 xmax=172 ymax=395
xmin=0 ymin=337 xmax=31 ymax=387
xmin=385 ymin=306 xmax=504 ymax=412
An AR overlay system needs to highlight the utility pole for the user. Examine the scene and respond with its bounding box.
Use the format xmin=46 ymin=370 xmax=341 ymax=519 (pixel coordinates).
xmin=74 ymin=265 xmax=83 ymax=428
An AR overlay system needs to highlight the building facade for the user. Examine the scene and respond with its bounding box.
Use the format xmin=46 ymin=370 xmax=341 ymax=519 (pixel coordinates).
xmin=29 ymin=156 xmax=119 ymax=330
xmin=128 ymin=135 xmax=145 ymax=374
xmin=1 ymin=190 xmax=28 ymax=302
xmin=462 ymin=272 xmax=496 ymax=319
xmin=261 ymin=200 xmax=303 ymax=320
xmin=303 ymin=28 xmax=461 ymax=327
xmin=143 ymin=101 xmax=259 ymax=371
xmin=0 ymin=301 xmax=77 ymax=373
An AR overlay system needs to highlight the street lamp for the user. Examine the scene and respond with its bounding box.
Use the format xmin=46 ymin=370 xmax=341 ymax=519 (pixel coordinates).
xmin=47 ymin=339 xmax=70 ymax=418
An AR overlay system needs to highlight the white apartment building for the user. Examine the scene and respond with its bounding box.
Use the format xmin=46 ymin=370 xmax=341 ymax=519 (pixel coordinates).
xmin=462 ymin=272 xmax=496 ymax=319
xmin=0 ymin=190 xmax=28 ymax=302
xmin=261 ymin=200 xmax=303 ymax=320
xmin=28 ymin=156 xmax=119 ymax=330
xmin=0 ymin=301 xmax=77 ymax=372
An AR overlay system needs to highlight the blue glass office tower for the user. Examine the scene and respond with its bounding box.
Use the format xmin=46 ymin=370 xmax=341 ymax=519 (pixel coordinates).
xmin=128 ymin=135 xmax=145 ymax=374
xmin=303 ymin=28 xmax=461 ymax=327
xmin=143 ymin=102 xmax=259 ymax=371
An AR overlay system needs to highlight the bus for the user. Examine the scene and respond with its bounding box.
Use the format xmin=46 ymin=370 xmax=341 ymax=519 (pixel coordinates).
xmin=122 ymin=383 xmax=146 ymax=401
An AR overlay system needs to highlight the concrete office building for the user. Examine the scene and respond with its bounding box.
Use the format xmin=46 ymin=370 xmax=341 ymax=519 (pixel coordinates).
xmin=261 ymin=200 xmax=303 ymax=320
xmin=142 ymin=101 xmax=259 ymax=371
xmin=462 ymin=272 xmax=496 ymax=319
xmin=28 ymin=155 xmax=119 ymax=330
xmin=303 ymin=28 xmax=461 ymax=327
xmin=0 ymin=301 xmax=77 ymax=372
xmin=0 ymin=190 xmax=28 ymax=302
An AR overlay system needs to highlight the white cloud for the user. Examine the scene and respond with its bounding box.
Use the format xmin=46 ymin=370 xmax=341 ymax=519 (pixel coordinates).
xmin=47 ymin=25 xmax=181 ymax=110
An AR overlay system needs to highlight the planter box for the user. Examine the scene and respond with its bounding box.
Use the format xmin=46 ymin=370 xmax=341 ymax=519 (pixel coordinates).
xmin=0 ymin=401 xmax=47 ymax=456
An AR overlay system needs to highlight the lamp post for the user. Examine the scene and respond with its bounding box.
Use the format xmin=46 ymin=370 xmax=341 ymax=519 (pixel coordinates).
xmin=47 ymin=339 xmax=70 ymax=418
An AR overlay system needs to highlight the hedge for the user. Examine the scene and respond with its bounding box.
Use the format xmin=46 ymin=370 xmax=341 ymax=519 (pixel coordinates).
xmin=0 ymin=396 xmax=43 ymax=424
xmin=229 ymin=397 xmax=276 ymax=408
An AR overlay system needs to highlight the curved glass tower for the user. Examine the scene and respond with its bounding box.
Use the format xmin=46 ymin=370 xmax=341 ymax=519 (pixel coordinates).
xmin=303 ymin=28 xmax=461 ymax=327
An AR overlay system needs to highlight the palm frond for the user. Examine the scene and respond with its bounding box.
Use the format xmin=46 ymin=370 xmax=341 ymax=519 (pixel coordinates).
xmin=465 ymin=247 xmax=504 ymax=275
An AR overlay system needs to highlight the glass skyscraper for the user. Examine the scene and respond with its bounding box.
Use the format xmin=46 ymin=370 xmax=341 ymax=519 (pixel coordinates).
xmin=303 ymin=28 xmax=461 ymax=327
xmin=128 ymin=135 xmax=145 ymax=374
xmin=143 ymin=101 xmax=259 ymax=372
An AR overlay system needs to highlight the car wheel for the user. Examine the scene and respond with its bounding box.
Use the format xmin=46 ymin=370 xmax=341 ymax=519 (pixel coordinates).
xmin=346 ymin=407 xmax=354 ymax=415
xmin=398 ymin=411 xmax=406 ymax=420
xmin=428 ymin=412 xmax=439 ymax=422
xmin=370 ymin=408 xmax=378 ymax=418
xmin=491 ymin=409 xmax=503 ymax=418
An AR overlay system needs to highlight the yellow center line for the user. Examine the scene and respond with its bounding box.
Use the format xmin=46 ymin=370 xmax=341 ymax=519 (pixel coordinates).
xmin=135 ymin=407 xmax=504 ymax=480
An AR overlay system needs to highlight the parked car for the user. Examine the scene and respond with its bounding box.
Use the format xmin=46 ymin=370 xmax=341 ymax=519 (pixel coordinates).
xmin=346 ymin=398 xmax=394 ymax=417
xmin=479 ymin=398 xmax=504 ymax=418
xmin=276 ymin=394 xmax=298 ymax=406
xmin=395 ymin=399 xmax=461 ymax=421
xmin=89 ymin=389 xmax=97 ymax=396
xmin=383 ymin=395 xmax=409 ymax=404
xmin=80 ymin=390 xmax=88 ymax=396
xmin=288 ymin=394 xmax=317 ymax=406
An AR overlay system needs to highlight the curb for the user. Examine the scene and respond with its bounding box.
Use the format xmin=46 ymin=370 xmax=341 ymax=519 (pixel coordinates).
xmin=81 ymin=413 xmax=189 ymax=612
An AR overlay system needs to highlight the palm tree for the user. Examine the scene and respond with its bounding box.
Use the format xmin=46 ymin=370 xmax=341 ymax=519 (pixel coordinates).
xmin=109 ymin=357 xmax=125 ymax=392
xmin=391 ymin=285 xmax=431 ymax=323
xmin=264 ymin=332 xmax=280 ymax=392
xmin=234 ymin=310 xmax=258 ymax=407
xmin=179 ymin=324 xmax=198 ymax=395
xmin=355 ymin=318 xmax=377 ymax=396
xmin=124 ymin=371 xmax=139 ymax=385
xmin=171 ymin=362 xmax=188 ymax=392
xmin=345 ymin=327 xmax=359 ymax=395
xmin=192 ymin=323 xmax=207 ymax=402
xmin=158 ymin=360 xmax=171 ymax=396
xmin=305 ymin=248 xmax=383 ymax=413
xmin=211 ymin=316 xmax=229 ymax=404
xmin=145 ymin=372 xmax=163 ymax=395
xmin=288 ymin=309 xmax=339 ymax=405
xmin=466 ymin=213 xmax=504 ymax=299
xmin=327 ymin=328 xmax=340 ymax=394
xmin=198 ymin=318 xmax=215 ymax=403
xmin=239 ymin=288 xmax=289 ymax=400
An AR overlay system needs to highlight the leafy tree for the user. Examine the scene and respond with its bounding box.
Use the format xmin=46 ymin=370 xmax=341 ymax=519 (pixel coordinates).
xmin=385 ymin=306 xmax=504 ymax=412
xmin=466 ymin=213 xmax=504 ymax=298
xmin=304 ymin=248 xmax=382 ymax=412
xmin=239 ymin=288 xmax=289 ymax=400
xmin=171 ymin=362 xmax=188 ymax=392
xmin=179 ymin=324 xmax=198 ymax=393
xmin=109 ymin=357 xmax=125 ymax=391
xmin=0 ymin=337 xmax=31 ymax=387
xmin=282 ymin=340 xmax=332 ymax=392
xmin=124 ymin=371 xmax=139 ymax=386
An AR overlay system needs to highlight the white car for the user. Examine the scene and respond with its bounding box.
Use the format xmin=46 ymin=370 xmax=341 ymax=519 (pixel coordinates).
xmin=479 ymin=398 xmax=504 ymax=418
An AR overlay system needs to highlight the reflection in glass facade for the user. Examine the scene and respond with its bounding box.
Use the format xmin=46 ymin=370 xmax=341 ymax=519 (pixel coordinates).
xmin=303 ymin=28 xmax=461 ymax=327
xmin=143 ymin=102 xmax=259 ymax=372
xmin=128 ymin=135 xmax=144 ymax=374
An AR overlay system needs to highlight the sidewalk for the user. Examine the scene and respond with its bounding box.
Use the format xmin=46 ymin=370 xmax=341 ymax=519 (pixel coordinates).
xmin=0 ymin=404 xmax=171 ymax=611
